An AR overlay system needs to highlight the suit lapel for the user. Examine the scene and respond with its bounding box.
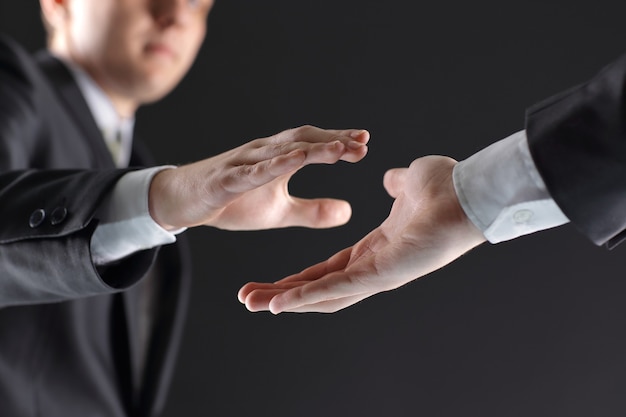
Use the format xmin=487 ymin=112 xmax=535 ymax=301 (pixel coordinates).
xmin=34 ymin=51 xmax=116 ymax=169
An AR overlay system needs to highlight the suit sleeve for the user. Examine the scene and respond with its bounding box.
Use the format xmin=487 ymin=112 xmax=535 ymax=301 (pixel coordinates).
xmin=0 ymin=37 xmax=157 ymax=307
xmin=526 ymin=53 xmax=626 ymax=249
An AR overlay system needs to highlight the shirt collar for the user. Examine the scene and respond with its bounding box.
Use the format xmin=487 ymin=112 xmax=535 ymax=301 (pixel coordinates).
xmin=54 ymin=54 xmax=135 ymax=167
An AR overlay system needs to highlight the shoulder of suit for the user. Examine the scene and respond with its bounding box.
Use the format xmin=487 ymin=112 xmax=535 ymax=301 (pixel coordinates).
xmin=0 ymin=34 xmax=46 ymax=88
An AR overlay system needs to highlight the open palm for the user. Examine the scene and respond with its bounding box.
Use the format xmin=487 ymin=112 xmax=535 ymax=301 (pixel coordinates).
xmin=239 ymin=155 xmax=486 ymax=313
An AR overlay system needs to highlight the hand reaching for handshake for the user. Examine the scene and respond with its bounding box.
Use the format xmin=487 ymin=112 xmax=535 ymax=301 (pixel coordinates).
xmin=148 ymin=125 xmax=369 ymax=231
xmin=238 ymin=155 xmax=486 ymax=314
xmin=149 ymin=124 xmax=486 ymax=315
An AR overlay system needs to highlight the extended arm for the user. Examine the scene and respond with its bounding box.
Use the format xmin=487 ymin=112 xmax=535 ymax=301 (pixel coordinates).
xmin=91 ymin=127 xmax=369 ymax=263
xmin=0 ymin=36 xmax=370 ymax=306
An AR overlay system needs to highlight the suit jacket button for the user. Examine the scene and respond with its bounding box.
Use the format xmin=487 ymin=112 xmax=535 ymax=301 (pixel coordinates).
xmin=50 ymin=206 xmax=68 ymax=225
xmin=29 ymin=209 xmax=46 ymax=228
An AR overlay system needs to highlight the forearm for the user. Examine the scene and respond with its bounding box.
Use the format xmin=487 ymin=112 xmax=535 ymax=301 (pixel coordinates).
xmin=0 ymin=169 xmax=157 ymax=306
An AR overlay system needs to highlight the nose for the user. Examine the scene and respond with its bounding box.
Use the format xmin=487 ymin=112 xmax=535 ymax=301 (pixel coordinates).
xmin=151 ymin=0 xmax=192 ymax=29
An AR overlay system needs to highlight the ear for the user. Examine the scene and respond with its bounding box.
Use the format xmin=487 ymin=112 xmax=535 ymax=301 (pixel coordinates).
xmin=40 ymin=0 xmax=69 ymax=33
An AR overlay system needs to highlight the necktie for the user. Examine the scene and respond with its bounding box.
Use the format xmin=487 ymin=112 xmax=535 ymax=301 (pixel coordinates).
xmin=106 ymin=129 xmax=123 ymax=167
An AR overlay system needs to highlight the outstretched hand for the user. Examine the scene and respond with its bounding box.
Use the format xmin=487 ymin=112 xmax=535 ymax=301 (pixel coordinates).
xmin=238 ymin=155 xmax=487 ymax=313
xmin=148 ymin=125 xmax=369 ymax=230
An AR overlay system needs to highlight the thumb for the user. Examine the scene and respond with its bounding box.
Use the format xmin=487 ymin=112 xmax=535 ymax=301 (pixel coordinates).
xmin=383 ymin=168 xmax=407 ymax=198
xmin=285 ymin=197 xmax=352 ymax=228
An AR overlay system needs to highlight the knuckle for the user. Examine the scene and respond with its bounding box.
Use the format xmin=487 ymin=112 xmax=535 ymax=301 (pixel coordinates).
xmin=293 ymin=124 xmax=315 ymax=138
xmin=248 ymin=137 xmax=264 ymax=148
xmin=329 ymin=134 xmax=342 ymax=143
xmin=264 ymin=143 xmax=288 ymax=158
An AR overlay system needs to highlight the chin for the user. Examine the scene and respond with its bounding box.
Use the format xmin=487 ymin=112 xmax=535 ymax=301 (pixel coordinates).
xmin=136 ymin=86 xmax=175 ymax=104
xmin=131 ymin=74 xmax=184 ymax=104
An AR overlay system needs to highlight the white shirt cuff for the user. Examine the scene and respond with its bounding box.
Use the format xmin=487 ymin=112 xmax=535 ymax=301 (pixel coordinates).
xmin=90 ymin=166 xmax=187 ymax=265
xmin=452 ymin=129 xmax=569 ymax=243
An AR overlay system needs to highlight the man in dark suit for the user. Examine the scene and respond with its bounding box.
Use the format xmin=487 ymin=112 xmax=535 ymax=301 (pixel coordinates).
xmin=239 ymin=53 xmax=626 ymax=313
xmin=0 ymin=0 xmax=370 ymax=415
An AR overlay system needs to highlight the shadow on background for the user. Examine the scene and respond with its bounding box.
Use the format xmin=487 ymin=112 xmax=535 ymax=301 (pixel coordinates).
xmin=3 ymin=1 xmax=626 ymax=416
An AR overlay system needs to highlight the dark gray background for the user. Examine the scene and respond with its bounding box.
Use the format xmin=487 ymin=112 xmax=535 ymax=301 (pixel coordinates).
xmin=3 ymin=1 xmax=626 ymax=416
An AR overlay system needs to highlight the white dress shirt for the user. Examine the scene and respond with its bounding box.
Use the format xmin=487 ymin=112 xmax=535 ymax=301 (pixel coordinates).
xmin=453 ymin=129 xmax=570 ymax=243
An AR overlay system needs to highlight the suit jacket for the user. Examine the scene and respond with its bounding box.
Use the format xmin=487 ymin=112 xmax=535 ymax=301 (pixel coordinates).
xmin=525 ymin=52 xmax=626 ymax=249
xmin=0 ymin=35 xmax=191 ymax=416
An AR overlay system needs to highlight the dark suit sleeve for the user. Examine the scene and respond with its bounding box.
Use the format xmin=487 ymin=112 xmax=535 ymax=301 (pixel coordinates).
xmin=0 ymin=37 xmax=157 ymax=307
xmin=526 ymin=53 xmax=626 ymax=249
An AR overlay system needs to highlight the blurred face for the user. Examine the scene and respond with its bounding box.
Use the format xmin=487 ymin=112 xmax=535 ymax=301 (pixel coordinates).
xmin=50 ymin=0 xmax=214 ymax=112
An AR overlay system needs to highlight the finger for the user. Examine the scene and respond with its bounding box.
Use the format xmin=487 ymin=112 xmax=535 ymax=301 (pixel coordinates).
xmin=275 ymin=246 xmax=353 ymax=284
xmin=296 ymin=139 xmax=367 ymax=164
xmin=339 ymin=140 xmax=369 ymax=163
xmin=246 ymin=138 xmax=367 ymax=167
xmin=324 ymin=128 xmax=370 ymax=144
xmin=245 ymin=289 xmax=284 ymax=311
xmin=264 ymin=126 xmax=369 ymax=163
xmin=301 ymin=140 xmax=349 ymax=165
xmin=237 ymin=280 xmax=308 ymax=304
xmin=239 ymin=245 xmax=356 ymax=310
xmin=246 ymin=290 xmax=372 ymax=313
xmin=241 ymin=283 xmax=310 ymax=311
xmin=349 ymin=129 xmax=370 ymax=144
xmin=243 ymin=283 xmax=315 ymax=312
xmin=273 ymin=125 xmax=369 ymax=145
xmin=383 ymin=168 xmax=408 ymax=198
xmin=280 ymin=197 xmax=352 ymax=228
xmin=268 ymin=268 xmax=373 ymax=314
xmin=280 ymin=292 xmax=375 ymax=313
xmin=239 ymin=246 xmax=354 ymax=308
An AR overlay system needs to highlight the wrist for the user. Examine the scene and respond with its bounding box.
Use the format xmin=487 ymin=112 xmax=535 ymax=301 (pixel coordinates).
xmin=148 ymin=167 xmax=180 ymax=231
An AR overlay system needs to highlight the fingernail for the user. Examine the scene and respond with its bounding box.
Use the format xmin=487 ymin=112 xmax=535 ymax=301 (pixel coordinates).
xmin=347 ymin=140 xmax=365 ymax=149
xmin=350 ymin=130 xmax=366 ymax=139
